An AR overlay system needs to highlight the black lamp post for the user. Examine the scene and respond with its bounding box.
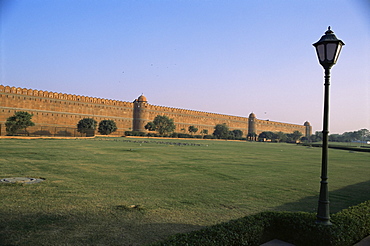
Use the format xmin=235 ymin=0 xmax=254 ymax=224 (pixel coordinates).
xmin=313 ymin=26 xmax=344 ymax=225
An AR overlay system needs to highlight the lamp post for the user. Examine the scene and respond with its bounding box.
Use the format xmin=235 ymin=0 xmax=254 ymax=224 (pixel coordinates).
xmin=313 ymin=26 xmax=344 ymax=225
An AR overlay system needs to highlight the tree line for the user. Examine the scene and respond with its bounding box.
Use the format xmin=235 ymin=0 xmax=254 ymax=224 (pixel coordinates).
xmin=141 ymin=116 xmax=244 ymax=139
xmin=4 ymin=112 xmax=369 ymax=143
xmin=4 ymin=111 xmax=117 ymax=136
xmin=254 ymin=130 xmax=303 ymax=143
xmin=307 ymin=129 xmax=370 ymax=143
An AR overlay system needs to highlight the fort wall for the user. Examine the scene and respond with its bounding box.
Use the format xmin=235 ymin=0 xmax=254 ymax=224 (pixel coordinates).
xmin=0 ymin=85 xmax=311 ymax=137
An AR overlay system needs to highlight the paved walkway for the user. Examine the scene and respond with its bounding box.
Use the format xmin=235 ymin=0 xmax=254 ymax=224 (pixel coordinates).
xmin=353 ymin=235 xmax=370 ymax=246
xmin=260 ymin=235 xmax=370 ymax=246
xmin=260 ymin=239 xmax=294 ymax=246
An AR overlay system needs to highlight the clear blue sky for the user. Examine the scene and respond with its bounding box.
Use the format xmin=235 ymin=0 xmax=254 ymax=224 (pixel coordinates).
xmin=1 ymin=0 xmax=369 ymax=134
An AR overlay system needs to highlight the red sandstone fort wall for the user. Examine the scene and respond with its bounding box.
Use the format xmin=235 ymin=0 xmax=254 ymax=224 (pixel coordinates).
xmin=0 ymin=85 xmax=308 ymax=137
xmin=254 ymin=119 xmax=306 ymax=135
xmin=0 ymin=85 xmax=134 ymax=135
xmin=146 ymin=104 xmax=250 ymax=135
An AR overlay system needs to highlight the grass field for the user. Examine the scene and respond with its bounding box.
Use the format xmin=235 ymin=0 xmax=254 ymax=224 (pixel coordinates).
xmin=0 ymin=137 xmax=369 ymax=245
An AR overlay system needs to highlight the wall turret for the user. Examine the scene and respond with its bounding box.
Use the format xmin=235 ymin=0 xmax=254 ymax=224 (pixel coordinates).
xmin=247 ymin=112 xmax=257 ymax=140
xmin=304 ymin=121 xmax=312 ymax=137
xmin=133 ymin=94 xmax=149 ymax=132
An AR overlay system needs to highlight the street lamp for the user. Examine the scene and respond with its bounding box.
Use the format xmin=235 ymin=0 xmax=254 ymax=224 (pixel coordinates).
xmin=313 ymin=26 xmax=344 ymax=225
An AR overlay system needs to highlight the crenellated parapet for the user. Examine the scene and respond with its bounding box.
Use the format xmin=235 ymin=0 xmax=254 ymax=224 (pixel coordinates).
xmin=146 ymin=103 xmax=248 ymax=123
xmin=0 ymin=85 xmax=132 ymax=107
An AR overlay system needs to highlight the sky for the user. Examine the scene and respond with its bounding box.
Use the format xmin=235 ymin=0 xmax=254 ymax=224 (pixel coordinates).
xmin=1 ymin=0 xmax=369 ymax=134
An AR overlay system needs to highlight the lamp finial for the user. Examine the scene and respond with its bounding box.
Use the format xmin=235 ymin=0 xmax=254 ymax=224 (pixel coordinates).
xmin=325 ymin=26 xmax=333 ymax=35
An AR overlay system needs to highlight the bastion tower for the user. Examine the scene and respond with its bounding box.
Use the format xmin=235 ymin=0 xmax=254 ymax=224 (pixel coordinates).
xmin=248 ymin=112 xmax=257 ymax=140
xmin=133 ymin=94 xmax=149 ymax=132
xmin=304 ymin=121 xmax=312 ymax=138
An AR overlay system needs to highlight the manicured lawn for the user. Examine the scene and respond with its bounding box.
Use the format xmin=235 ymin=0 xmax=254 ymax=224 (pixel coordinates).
xmin=0 ymin=138 xmax=369 ymax=245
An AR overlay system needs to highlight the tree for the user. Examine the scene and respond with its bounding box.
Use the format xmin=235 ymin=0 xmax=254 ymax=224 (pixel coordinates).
xmin=213 ymin=123 xmax=229 ymax=139
xmin=77 ymin=118 xmax=97 ymax=136
xmin=247 ymin=132 xmax=257 ymax=141
xmin=327 ymin=128 xmax=369 ymax=142
xmin=311 ymin=131 xmax=323 ymax=142
xmin=286 ymin=131 xmax=303 ymax=143
xmin=258 ymin=131 xmax=274 ymax=141
xmin=145 ymin=122 xmax=156 ymax=131
xmin=231 ymin=129 xmax=243 ymax=139
xmin=274 ymin=131 xmax=287 ymax=142
xmin=200 ymin=129 xmax=208 ymax=136
xmin=329 ymin=134 xmax=341 ymax=142
xmin=152 ymin=115 xmax=176 ymax=136
xmin=5 ymin=111 xmax=35 ymax=135
xmin=98 ymin=120 xmax=117 ymax=135
xmin=291 ymin=131 xmax=303 ymax=141
xmin=188 ymin=125 xmax=198 ymax=135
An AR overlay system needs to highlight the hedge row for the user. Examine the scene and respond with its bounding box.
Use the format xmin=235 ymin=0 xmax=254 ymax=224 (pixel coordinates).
xmin=124 ymin=131 xmax=210 ymax=138
xmin=302 ymin=143 xmax=370 ymax=153
xmin=150 ymin=200 xmax=370 ymax=246
xmin=124 ymin=131 xmax=246 ymax=140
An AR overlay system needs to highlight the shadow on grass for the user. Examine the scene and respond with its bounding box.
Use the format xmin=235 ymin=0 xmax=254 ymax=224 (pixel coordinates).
xmin=0 ymin=211 xmax=204 ymax=246
xmin=274 ymin=180 xmax=370 ymax=213
xmin=2 ymin=181 xmax=369 ymax=245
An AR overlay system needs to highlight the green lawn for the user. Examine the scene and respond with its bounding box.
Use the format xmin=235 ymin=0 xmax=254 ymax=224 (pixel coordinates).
xmin=0 ymin=138 xmax=369 ymax=245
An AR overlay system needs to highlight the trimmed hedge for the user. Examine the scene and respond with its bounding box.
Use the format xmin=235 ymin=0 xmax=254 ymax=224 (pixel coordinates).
xmin=302 ymin=143 xmax=370 ymax=153
xmin=150 ymin=200 xmax=370 ymax=246
xmin=124 ymin=131 xmax=146 ymax=136
xmin=124 ymin=131 xmax=228 ymax=140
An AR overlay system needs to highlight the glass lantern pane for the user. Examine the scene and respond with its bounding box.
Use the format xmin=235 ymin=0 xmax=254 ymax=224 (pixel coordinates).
xmin=334 ymin=44 xmax=342 ymax=63
xmin=316 ymin=44 xmax=325 ymax=62
xmin=326 ymin=43 xmax=337 ymax=61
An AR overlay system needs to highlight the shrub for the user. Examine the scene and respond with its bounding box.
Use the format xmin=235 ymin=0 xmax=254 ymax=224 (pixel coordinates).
xmin=5 ymin=111 xmax=35 ymax=135
xmin=150 ymin=200 xmax=370 ymax=246
xmin=77 ymin=118 xmax=97 ymax=135
xmin=124 ymin=131 xmax=145 ymax=136
xmin=98 ymin=120 xmax=117 ymax=135
xmin=301 ymin=143 xmax=370 ymax=153
xmin=203 ymin=135 xmax=215 ymax=139
xmin=330 ymin=200 xmax=370 ymax=245
xmin=177 ymin=133 xmax=191 ymax=138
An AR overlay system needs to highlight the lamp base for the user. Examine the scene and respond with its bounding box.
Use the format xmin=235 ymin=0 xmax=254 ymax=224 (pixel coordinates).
xmin=315 ymin=217 xmax=332 ymax=226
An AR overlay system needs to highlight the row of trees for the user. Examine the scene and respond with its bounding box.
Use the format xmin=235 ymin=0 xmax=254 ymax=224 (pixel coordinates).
xmin=77 ymin=118 xmax=117 ymax=135
xmin=144 ymin=117 xmax=244 ymax=140
xmin=4 ymin=111 xmax=118 ymax=136
xmin=251 ymin=129 xmax=370 ymax=143
xmin=256 ymin=130 xmax=303 ymax=143
xmin=212 ymin=123 xmax=243 ymax=139
xmin=144 ymin=117 xmax=304 ymax=142
xmin=308 ymin=129 xmax=369 ymax=143
xmin=6 ymin=112 xmax=368 ymax=142
xmin=2 ymin=112 xmax=302 ymax=141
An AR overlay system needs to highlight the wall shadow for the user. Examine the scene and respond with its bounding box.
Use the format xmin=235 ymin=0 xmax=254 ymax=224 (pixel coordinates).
xmin=0 ymin=211 xmax=204 ymax=246
xmin=274 ymin=180 xmax=370 ymax=214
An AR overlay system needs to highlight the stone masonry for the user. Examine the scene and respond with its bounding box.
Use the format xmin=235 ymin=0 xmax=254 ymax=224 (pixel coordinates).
xmin=0 ymin=85 xmax=312 ymax=137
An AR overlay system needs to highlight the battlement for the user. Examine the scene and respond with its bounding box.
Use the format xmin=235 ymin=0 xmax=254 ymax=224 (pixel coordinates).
xmin=0 ymin=85 xmax=132 ymax=107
